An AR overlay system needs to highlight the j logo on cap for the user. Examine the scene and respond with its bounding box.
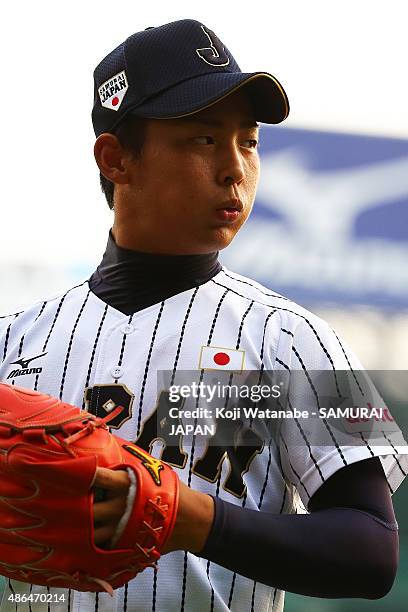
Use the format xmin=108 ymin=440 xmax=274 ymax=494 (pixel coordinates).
xmin=196 ymin=25 xmax=230 ymax=67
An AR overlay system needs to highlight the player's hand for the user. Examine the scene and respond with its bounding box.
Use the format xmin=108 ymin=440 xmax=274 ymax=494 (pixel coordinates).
xmin=93 ymin=467 xmax=130 ymax=547
xmin=92 ymin=468 xmax=215 ymax=554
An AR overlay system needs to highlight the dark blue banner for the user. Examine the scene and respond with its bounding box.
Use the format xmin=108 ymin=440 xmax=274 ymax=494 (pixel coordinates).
xmin=222 ymin=127 xmax=408 ymax=309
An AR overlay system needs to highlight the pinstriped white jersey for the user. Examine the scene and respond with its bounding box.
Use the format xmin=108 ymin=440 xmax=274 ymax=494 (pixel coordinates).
xmin=1 ymin=266 xmax=407 ymax=612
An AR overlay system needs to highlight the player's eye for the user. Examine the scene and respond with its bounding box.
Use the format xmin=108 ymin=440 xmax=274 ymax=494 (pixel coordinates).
xmin=242 ymin=139 xmax=259 ymax=149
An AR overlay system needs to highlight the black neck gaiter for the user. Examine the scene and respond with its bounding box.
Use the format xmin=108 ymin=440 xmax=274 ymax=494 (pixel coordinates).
xmin=88 ymin=231 xmax=222 ymax=315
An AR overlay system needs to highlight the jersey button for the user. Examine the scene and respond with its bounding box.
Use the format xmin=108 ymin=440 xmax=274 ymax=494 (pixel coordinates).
xmin=121 ymin=323 xmax=135 ymax=335
xmin=111 ymin=366 xmax=123 ymax=379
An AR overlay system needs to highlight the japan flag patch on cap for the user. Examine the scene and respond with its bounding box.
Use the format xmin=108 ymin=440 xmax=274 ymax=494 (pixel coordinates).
xmin=199 ymin=346 xmax=245 ymax=372
xmin=98 ymin=70 xmax=128 ymax=111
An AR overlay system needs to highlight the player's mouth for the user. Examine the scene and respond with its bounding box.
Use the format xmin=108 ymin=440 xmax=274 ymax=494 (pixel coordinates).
xmin=215 ymin=199 xmax=243 ymax=223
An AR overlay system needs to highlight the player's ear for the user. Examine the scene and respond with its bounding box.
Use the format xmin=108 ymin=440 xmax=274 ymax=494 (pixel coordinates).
xmin=94 ymin=133 xmax=134 ymax=185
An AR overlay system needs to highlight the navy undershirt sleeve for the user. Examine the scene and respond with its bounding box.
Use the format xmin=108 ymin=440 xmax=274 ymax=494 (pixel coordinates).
xmin=198 ymin=458 xmax=399 ymax=599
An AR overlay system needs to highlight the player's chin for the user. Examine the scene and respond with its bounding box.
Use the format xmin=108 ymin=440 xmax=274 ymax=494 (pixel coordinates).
xmin=207 ymin=225 xmax=241 ymax=251
xmin=186 ymin=223 xmax=242 ymax=253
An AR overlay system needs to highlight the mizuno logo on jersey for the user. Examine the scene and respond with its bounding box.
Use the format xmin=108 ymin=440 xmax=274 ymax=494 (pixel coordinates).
xmin=199 ymin=346 xmax=245 ymax=372
xmin=7 ymin=352 xmax=47 ymax=379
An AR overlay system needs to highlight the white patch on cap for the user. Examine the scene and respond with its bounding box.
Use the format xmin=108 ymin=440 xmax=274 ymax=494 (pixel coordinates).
xmin=98 ymin=70 xmax=128 ymax=111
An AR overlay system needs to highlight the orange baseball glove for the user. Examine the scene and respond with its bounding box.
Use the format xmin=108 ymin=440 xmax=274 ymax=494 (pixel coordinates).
xmin=0 ymin=383 xmax=179 ymax=595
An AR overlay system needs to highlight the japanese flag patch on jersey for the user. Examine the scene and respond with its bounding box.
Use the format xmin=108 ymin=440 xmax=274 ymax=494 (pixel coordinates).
xmin=199 ymin=346 xmax=245 ymax=372
xmin=98 ymin=70 xmax=128 ymax=111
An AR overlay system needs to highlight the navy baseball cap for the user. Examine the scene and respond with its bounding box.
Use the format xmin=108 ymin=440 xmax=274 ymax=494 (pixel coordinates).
xmin=92 ymin=19 xmax=289 ymax=137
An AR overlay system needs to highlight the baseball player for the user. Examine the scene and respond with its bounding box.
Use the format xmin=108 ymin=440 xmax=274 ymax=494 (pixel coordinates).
xmin=1 ymin=18 xmax=408 ymax=612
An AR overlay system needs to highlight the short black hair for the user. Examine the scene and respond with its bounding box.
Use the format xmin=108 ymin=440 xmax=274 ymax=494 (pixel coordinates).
xmin=99 ymin=115 xmax=146 ymax=209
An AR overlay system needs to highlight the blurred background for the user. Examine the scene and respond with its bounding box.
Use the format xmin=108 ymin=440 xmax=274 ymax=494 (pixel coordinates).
xmin=0 ymin=1 xmax=407 ymax=610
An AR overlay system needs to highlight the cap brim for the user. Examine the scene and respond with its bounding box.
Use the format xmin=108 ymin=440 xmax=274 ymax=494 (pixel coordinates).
xmin=128 ymin=71 xmax=289 ymax=124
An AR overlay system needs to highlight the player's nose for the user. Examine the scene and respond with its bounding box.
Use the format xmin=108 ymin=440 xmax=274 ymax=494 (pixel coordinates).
xmin=216 ymin=144 xmax=246 ymax=187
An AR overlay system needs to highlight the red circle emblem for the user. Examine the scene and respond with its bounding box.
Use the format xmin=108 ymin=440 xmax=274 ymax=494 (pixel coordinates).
xmin=112 ymin=97 xmax=119 ymax=107
xmin=213 ymin=352 xmax=230 ymax=366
